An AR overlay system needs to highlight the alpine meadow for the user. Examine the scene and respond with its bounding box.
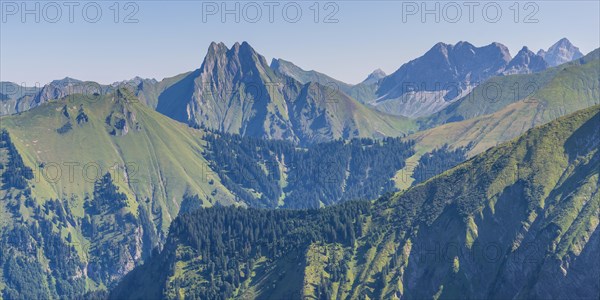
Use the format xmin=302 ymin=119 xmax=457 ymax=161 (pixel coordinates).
xmin=0 ymin=1 xmax=599 ymax=299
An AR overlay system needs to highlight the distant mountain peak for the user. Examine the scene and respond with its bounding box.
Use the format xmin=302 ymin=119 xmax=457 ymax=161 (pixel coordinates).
xmin=200 ymin=41 xmax=269 ymax=76
xmin=454 ymin=41 xmax=475 ymax=48
xmin=361 ymin=68 xmax=386 ymax=85
xmin=270 ymin=58 xmax=283 ymax=69
xmin=208 ymin=41 xmax=227 ymax=49
xmin=376 ymin=40 xmax=514 ymax=115
xmin=369 ymin=68 xmax=386 ymax=77
xmin=433 ymin=41 xmax=450 ymax=48
xmin=205 ymin=41 xmax=228 ymax=58
xmin=111 ymin=76 xmax=158 ymax=87
xmin=50 ymin=77 xmax=82 ymax=86
xmin=538 ymin=38 xmax=583 ymax=67
xmin=502 ymin=46 xmax=548 ymax=75
xmin=554 ymin=37 xmax=574 ymax=47
xmin=427 ymin=42 xmax=451 ymax=57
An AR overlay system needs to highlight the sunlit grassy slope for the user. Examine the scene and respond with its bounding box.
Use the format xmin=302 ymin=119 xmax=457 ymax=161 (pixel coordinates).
xmin=112 ymin=104 xmax=600 ymax=299
xmin=0 ymin=90 xmax=237 ymax=230
xmin=392 ymin=49 xmax=600 ymax=188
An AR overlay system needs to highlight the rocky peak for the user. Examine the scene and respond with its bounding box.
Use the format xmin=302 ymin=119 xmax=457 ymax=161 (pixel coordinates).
xmin=503 ymin=46 xmax=548 ymax=75
xmin=487 ymin=42 xmax=513 ymax=62
xmin=206 ymin=42 xmax=228 ymax=56
xmin=200 ymin=41 xmax=270 ymax=78
xmin=538 ymin=38 xmax=584 ymax=67
xmin=378 ymin=41 xmax=512 ymax=101
xmin=50 ymin=77 xmax=82 ymax=87
xmin=362 ymin=68 xmax=387 ymax=84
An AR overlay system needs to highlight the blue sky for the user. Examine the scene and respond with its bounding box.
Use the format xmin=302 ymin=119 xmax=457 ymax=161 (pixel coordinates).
xmin=2 ymin=1 xmax=599 ymax=85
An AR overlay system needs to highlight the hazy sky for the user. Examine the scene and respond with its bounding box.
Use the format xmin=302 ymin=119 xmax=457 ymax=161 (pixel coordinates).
xmin=2 ymin=1 xmax=599 ymax=85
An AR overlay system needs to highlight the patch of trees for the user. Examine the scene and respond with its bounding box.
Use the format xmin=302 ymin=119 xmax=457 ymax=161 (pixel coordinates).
xmin=81 ymin=172 xmax=141 ymax=287
xmin=204 ymin=130 xmax=415 ymax=208
xmin=76 ymin=105 xmax=89 ymax=124
xmin=130 ymin=201 xmax=370 ymax=300
xmin=412 ymin=144 xmax=469 ymax=184
xmin=56 ymin=121 xmax=73 ymax=134
xmin=85 ymin=172 xmax=128 ymax=215
xmin=179 ymin=194 xmax=204 ymax=216
xmin=0 ymin=220 xmax=86 ymax=300
xmin=0 ymin=129 xmax=34 ymax=190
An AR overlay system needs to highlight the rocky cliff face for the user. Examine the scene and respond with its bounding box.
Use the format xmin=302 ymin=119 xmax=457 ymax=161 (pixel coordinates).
xmin=372 ymin=41 xmax=513 ymax=117
xmin=155 ymin=42 xmax=414 ymax=145
xmin=188 ymin=42 xmax=294 ymax=140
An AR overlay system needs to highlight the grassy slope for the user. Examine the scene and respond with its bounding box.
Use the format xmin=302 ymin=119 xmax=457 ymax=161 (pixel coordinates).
xmin=295 ymin=82 xmax=417 ymax=142
xmin=420 ymin=48 xmax=599 ymax=129
xmin=271 ymin=58 xmax=379 ymax=104
xmin=392 ymin=52 xmax=600 ymax=188
xmin=112 ymin=105 xmax=599 ymax=299
xmin=291 ymin=104 xmax=599 ymax=299
xmin=347 ymin=104 xmax=600 ymax=299
xmin=135 ymin=72 xmax=192 ymax=109
xmin=0 ymin=91 xmax=236 ymax=230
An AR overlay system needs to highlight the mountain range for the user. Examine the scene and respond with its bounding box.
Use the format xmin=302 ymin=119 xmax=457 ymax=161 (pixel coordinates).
xmin=414 ymin=48 xmax=599 ymax=152
xmin=112 ymin=104 xmax=600 ymax=299
xmin=152 ymin=41 xmax=414 ymax=145
xmin=269 ymin=38 xmax=585 ymax=118
xmin=1 ymin=38 xmax=584 ymax=122
xmin=0 ymin=37 xmax=597 ymax=299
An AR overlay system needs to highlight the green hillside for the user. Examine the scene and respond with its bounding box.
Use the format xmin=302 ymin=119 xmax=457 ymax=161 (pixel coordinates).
xmin=420 ymin=48 xmax=599 ymax=129
xmin=0 ymin=89 xmax=245 ymax=296
xmin=392 ymin=49 xmax=600 ymax=188
xmin=270 ymin=58 xmax=354 ymax=94
xmin=112 ymin=104 xmax=600 ymax=299
xmin=409 ymin=50 xmax=598 ymax=158
xmin=270 ymin=58 xmax=379 ymax=104
xmin=0 ymin=90 xmax=238 ymax=221
xmin=0 ymin=88 xmax=426 ymax=297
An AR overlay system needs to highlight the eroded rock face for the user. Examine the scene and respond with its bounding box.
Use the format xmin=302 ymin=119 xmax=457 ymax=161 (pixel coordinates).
xmin=106 ymin=91 xmax=142 ymax=136
xmin=155 ymin=42 xmax=412 ymax=145
xmin=503 ymin=47 xmax=548 ymax=75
